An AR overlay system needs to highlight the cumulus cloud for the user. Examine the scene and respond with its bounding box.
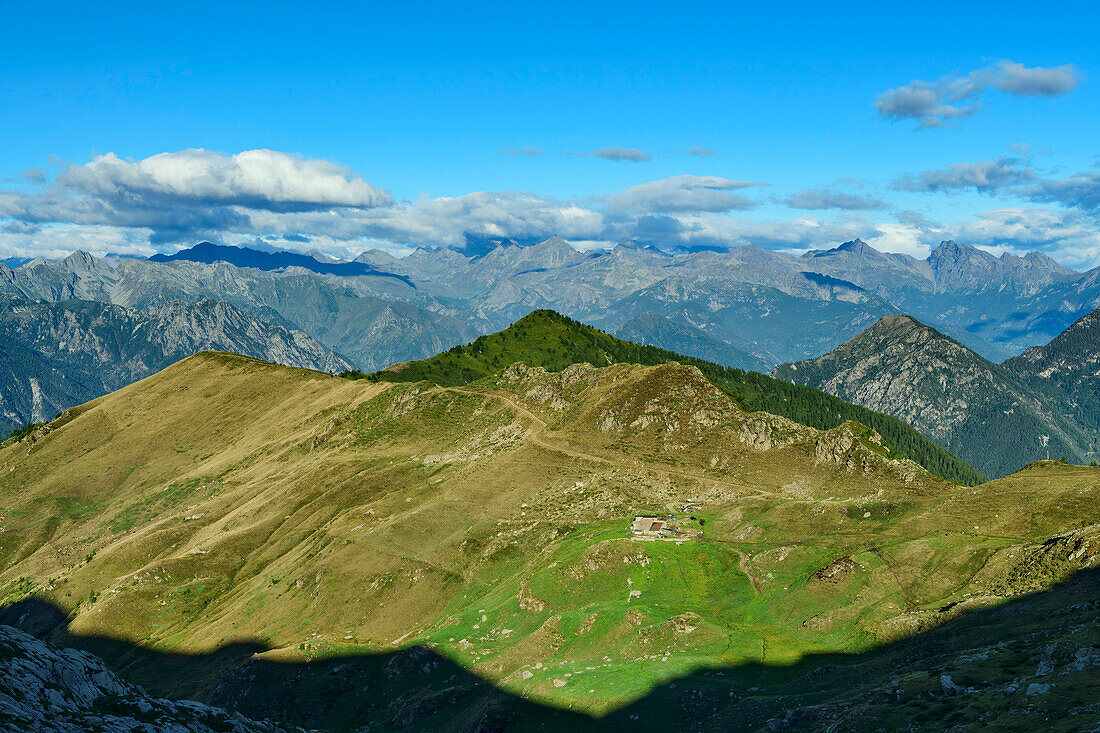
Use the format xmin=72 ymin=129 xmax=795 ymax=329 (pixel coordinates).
xmin=949 ymin=208 xmax=1100 ymax=265
xmin=875 ymin=60 xmax=1081 ymax=128
xmin=784 ymin=188 xmax=886 ymax=210
xmin=569 ymin=147 xmax=653 ymax=162
xmin=0 ymin=222 xmax=157 ymax=261
xmin=636 ymin=213 xmax=875 ymax=252
xmin=501 ymin=146 xmax=544 ymax=156
xmin=605 ymin=175 xmax=759 ymax=215
xmin=351 ymin=191 xmax=607 ymax=248
xmin=991 ymin=61 xmax=1081 ymax=96
xmin=894 ymin=156 xmax=1037 ymax=193
xmin=59 ymin=149 xmax=392 ymax=210
xmin=0 ymin=149 xmax=393 ymax=244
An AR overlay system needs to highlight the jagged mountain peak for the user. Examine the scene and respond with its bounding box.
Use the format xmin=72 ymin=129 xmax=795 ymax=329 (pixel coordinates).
xmin=930 ymin=239 xmax=979 ymax=258
xmin=1012 ymin=249 xmax=1075 ymax=274
xmin=928 ymin=240 xmax=1075 ymax=293
xmin=59 ymin=250 xmax=98 ymax=269
xmin=928 ymin=240 xmax=1071 ymax=274
xmin=799 ymin=238 xmax=933 ymax=294
xmin=836 ymin=237 xmax=872 ymax=253
xmin=307 ymin=249 xmax=342 ymax=264
xmin=472 ymin=235 xmax=582 ymax=271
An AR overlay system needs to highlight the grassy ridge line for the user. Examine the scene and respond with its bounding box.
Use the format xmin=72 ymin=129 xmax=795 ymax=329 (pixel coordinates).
xmin=341 ymin=309 xmax=987 ymax=485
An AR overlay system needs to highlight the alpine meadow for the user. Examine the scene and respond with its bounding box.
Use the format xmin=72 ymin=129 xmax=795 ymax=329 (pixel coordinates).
xmin=2 ymin=4 xmax=1100 ymax=732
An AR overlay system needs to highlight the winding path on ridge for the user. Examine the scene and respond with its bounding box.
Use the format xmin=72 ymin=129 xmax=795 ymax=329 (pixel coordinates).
xmin=456 ymin=386 xmax=846 ymax=506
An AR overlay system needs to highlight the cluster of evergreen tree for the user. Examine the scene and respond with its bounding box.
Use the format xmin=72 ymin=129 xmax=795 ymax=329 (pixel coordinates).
xmin=342 ymin=310 xmax=987 ymax=485
xmin=3 ymin=421 xmax=46 ymax=444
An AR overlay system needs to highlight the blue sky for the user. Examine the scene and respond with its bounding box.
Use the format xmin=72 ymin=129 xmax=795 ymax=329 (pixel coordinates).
xmin=2 ymin=1 xmax=1098 ymax=264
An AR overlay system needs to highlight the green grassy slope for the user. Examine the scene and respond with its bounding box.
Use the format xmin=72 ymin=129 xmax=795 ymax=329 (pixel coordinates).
xmin=2 ymin=352 xmax=1097 ymax=728
xmin=343 ymin=309 xmax=986 ymax=485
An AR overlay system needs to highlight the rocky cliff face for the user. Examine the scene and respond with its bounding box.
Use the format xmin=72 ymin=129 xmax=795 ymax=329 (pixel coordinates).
xmin=0 ymin=624 xmax=297 ymax=732
xmin=0 ymin=297 xmax=352 ymax=432
xmin=775 ymin=315 xmax=1094 ymax=477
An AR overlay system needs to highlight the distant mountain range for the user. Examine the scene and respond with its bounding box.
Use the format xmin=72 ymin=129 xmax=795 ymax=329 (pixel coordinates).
xmin=776 ymin=309 xmax=1100 ymax=477
xmin=0 ymin=249 xmax=477 ymax=371
xmin=150 ymin=241 xmax=415 ymax=286
xmin=4 ymin=236 xmax=1099 ymax=373
xmin=615 ymin=311 xmax=768 ymax=372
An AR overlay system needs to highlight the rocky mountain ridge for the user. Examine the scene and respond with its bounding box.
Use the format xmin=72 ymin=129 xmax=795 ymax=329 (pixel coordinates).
xmin=775 ymin=312 xmax=1100 ymax=477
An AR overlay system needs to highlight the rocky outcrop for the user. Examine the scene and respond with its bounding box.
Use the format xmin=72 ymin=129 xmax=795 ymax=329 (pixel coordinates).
xmin=0 ymin=624 xmax=297 ymax=732
xmin=810 ymin=556 xmax=858 ymax=585
xmin=988 ymin=524 xmax=1100 ymax=596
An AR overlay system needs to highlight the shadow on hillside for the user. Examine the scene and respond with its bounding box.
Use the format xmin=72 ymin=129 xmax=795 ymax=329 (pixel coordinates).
xmin=5 ymin=568 xmax=1100 ymax=731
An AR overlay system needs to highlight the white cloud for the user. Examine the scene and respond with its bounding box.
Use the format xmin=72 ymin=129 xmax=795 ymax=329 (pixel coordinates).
xmin=867 ymin=207 xmax=1100 ymax=268
xmin=0 ymin=149 xmax=393 ymax=245
xmin=18 ymin=168 xmax=47 ymax=185
xmin=685 ymin=146 xmax=717 ymax=157
xmin=1024 ymin=170 xmax=1100 ymax=212
xmin=2 ymin=148 xmax=1099 ymax=268
xmin=355 ymin=191 xmax=607 ymax=248
xmin=58 ymin=149 xmax=392 ymax=210
xmin=861 ymin=223 xmax=934 ymax=259
xmin=0 ymin=223 xmax=157 ymax=261
xmin=875 ymin=60 xmax=1081 ymax=128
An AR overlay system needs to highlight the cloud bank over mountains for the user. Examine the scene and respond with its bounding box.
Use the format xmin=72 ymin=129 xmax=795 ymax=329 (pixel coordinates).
xmin=1 ymin=145 xmax=1098 ymax=267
